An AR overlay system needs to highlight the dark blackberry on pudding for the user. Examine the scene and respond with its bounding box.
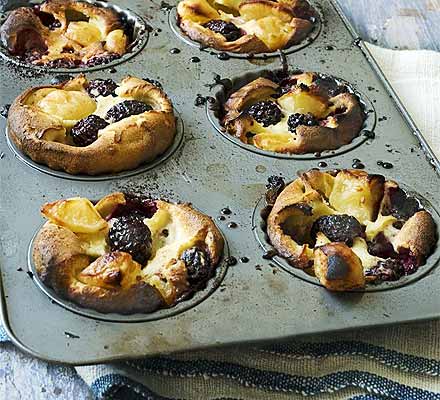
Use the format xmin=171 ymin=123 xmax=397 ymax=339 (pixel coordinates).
xmin=247 ymin=101 xmax=283 ymax=127
xmin=70 ymin=115 xmax=109 ymax=147
xmin=287 ymin=113 xmax=319 ymax=132
xmin=204 ymin=20 xmax=242 ymax=42
xmin=311 ymin=214 xmax=364 ymax=246
xmin=108 ymin=213 xmax=152 ymax=265
xmin=181 ymin=247 xmax=211 ymax=283
xmin=106 ymin=100 xmax=152 ymax=123
xmin=86 ymin=79 xmax=118 ymax=98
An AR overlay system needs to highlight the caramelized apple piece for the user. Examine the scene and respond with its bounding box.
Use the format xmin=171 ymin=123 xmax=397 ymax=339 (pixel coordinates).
xmin=94 ymin=192 xmax=126 ymax=219
xmin=105 ymin=29 xmax=127 ymax=54
xmin=42 ymin=197 xmax=108 ymax=233
xmin=328 ymin=170 xmax=384 ymax=224
xmin=278 ymin=90 xmax=328 ymax=118
xmin=78 ymin=251 xmax=141 ymax=289
xmin=253 ymin=132 xmax=294 ymax=151
xmin=177 ymin=0 xmax=220 ymax=23
xmin=36 ymin=89 xmax=96 ymax=122
xmin=66 ymin=21 xmax=102 ymax=46
xmin=239 ymin=1 xmax=293 ymax=23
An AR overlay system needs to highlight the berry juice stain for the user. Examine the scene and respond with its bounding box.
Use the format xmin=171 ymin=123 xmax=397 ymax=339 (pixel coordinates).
xmin=194 ymin=94 xmax=206 ymax=107
xmin=217 ymin=52 xmax=230 ymax=60
xmin=377 ymin=161 xmax=393 ymax=169
xmin=262 ymin=249 xmax=277 ymax=260
xmin=352 ymin=159 xmax=365 ymax=169
xmin=225 ymin=256 xmax=238 ymax=266
xmin=363 ymin=130 xmax=375 ymax=139
xmin=0 ymin=104 xmax=10 ymax=118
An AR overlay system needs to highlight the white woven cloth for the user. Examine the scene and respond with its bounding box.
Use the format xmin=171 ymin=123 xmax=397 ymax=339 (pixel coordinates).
xmin=74 ymin=44 xmax=440 ymax=399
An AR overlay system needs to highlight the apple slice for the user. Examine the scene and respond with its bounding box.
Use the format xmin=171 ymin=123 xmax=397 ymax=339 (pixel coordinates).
xmin=278 ymin=90 xmax=328 ymax=118
xmin=177 ymin=0 xmax=220 ymax=24
xmin=239 ymin=0 xmax=293 ymax=23
xmin=42 ymin=198 xmax=108 ymax=233
xmin=94 ymin=192 xmax=126 ymax=219
xmin=253 ymin=132 xmax=294 ymax=151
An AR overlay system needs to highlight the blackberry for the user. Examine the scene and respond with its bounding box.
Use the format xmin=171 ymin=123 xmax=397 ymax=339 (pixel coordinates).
xmin=367 ymin=232 xmax=396 ymax=259
xmin=108 ymin=193 xmax=158 ymax=220
xmin=44 ymin=58 xmax=78 ymax=68
xmin=265 ymin=175 xmax=285 ymax=206
xmin=312 ymin=214 xmax=364 ymax=246
xmin=106 ymin=100 xmax=152 ymax=123
xmin=287 ymin=113 xmax=319 ymax=132
xmin=108 ymin=213 xmax=152 ymax=265
xmin=181 ymin=247 xmax=211 ymax=283
xmin=247 ymin=101 xmax=283 ymax=127
xmin=204 ymin=20 xmax=242 ymax=42
xmin=365 ymin=259 xmax=404 ymax=282
xmin=382 ymin=187 xmax=420 ymax=221
xmin=70 ymin=115 xmax=108 ymax=146
xmin=400 ymin=253 xmax=419 ymax=275
xmin=84 ymin=53 xmax=120 ymax=67
xmin=86 ymin=79 xmax=118 ymax=98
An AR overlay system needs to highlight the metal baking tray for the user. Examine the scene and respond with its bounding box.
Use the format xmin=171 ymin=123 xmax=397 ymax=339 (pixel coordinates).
xmin=0 ymin=0 xmax=439 ymax=365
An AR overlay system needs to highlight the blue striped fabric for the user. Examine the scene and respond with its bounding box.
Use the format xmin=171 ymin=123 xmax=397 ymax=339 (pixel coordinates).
xmin=0 ymin=326 xmax=8 ymax=342
xmin=2 ymin=323 xmax=440 ymax=399
xmin=123 ymin=358 xmax=440 ymax=399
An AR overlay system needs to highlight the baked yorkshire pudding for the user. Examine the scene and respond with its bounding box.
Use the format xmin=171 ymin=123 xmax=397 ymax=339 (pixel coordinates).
xmin=0 ymin=0 xmax=130 ymax=68
xmin=177 ymin=0 xmax=316 ymax=54
xmin=265 ymin=170 xmax=437 ymax=291
xmin=32 ymin=192 xmax=224 ymax=314
xmin=8 ymin=75 xmax=176 ymax=175
xmin=222 ymin=72 xmax=365 ymax=154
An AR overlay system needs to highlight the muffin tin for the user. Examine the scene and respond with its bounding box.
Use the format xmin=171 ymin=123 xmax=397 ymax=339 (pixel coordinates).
xmin=0 ymin=0 xmax=439 ymax=365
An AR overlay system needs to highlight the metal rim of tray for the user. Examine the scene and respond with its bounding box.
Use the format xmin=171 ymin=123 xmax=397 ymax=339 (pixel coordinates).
xmin=252 ymin=184 xmax=440 ymax=292
xmin=206 ymin=69 xmax=376 ymax=160
xmin=27 ymin=222 xmax=230 ymax=323
xmin=6 ymin=111 xmax=184 ymax=181
xmin=167 ymin=4 xmax=322 ymax=60
xmin=0 ymin=0 xmax=149 ymax=73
